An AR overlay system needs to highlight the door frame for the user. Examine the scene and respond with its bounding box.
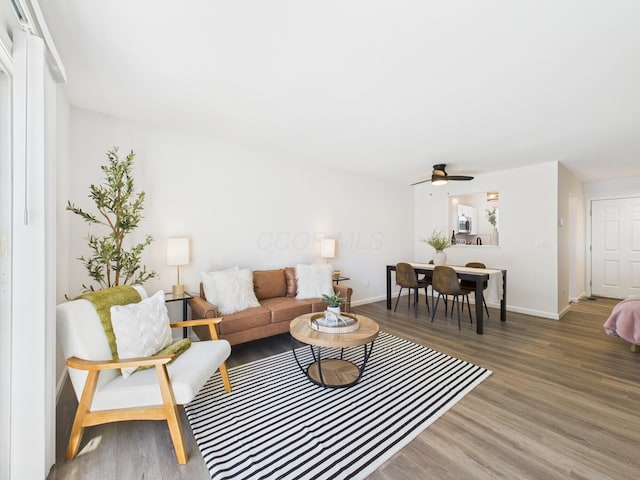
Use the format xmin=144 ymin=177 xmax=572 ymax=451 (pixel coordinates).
xmin=0 ymin=36 xmax=13 ymax=480
xmin=588 ymin=195 xmax=640 ymax=298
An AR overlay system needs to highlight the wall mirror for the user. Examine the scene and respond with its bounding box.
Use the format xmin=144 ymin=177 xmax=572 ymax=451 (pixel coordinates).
xmin=449 ymin=191 xmax=500 ymax=246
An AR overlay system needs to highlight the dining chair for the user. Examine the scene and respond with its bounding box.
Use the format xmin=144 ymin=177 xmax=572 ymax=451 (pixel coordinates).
xmin=460 ymin=261 xmax=490 ymax=317
xmin=431 ymin=266 xmax=473 ymax=329
xmin=394 ymin=262 xmax=430 ymax=317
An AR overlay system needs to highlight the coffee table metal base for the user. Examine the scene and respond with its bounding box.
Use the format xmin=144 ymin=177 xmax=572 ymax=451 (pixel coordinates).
xmin=292 ymin=341 xmax=374 ymax=388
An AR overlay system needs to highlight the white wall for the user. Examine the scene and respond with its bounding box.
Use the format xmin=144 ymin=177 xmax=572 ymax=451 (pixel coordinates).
xmin=415 ymin=161 xmax=561 ymax=318
xmin=557 ymin=163 xmax=585 ymax=311
xmin=54 ymin=84 xmax=70 ymax=386
xmin=61 ymin=109 xmax=414 ymax=305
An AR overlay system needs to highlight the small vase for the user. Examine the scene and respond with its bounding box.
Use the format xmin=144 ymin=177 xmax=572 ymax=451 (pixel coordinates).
xmin=491 ymin=228 xmax=499 ymax=246
xmin=327 ymin=305 xmax=341 ymax=315
xmin=432 ymin=250 xmax=447 ymax=266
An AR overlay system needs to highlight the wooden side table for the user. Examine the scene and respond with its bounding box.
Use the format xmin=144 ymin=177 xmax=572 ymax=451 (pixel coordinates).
xmin=290 ymin=313 xmax=379 ymax=388
xmin=165 ymin=292 xmax=193 ymax=338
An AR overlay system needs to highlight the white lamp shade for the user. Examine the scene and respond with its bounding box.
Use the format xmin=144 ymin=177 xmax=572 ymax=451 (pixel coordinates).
xmin=321 ymin=238 xmax=336 ymax=259
xmin=167 ymin=238 xmax=190 ymax=266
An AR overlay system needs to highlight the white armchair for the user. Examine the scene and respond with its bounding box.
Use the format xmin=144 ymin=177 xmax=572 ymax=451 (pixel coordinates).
xmin=56 ymin=286 xmax=231 ymax=464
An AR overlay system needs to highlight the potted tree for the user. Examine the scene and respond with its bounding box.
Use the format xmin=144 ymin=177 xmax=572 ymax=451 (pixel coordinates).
xmin=422 ymin=230 xmax=450 ymax=265
xmin=67 ymin=147 xmax=156 ymax=292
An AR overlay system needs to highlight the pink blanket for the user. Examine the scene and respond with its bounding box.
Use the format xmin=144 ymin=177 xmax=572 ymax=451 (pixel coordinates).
xmin=603 ymin=298 xmax=640 ymax=345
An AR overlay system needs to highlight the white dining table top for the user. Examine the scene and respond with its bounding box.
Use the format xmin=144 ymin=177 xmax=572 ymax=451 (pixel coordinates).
xmin=407 ymin=262 xmax=504 ymax=303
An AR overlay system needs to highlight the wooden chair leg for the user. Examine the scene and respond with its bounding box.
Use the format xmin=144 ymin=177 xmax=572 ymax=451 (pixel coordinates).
xmin=156 ymin=364 xmax=188 ymax=464
xmin=219 ymin=362 xmax=232 ymax=392
xmin=66 ymin=370 xmax=100 ymax=460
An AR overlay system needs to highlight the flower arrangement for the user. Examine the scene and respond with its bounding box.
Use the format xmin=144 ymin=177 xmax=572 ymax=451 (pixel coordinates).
xmin=322 ymin=292 xmax=347 ymax=307
xmin=486 ymin=207 xmax=497 ymax=227
xmin=422 ymin=230 xmax=450 ymax=251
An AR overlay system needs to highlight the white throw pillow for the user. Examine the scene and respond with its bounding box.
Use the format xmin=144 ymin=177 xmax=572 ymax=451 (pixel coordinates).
xmin=201 ymin=266 xmax=239 ymax=307
xmin=110 ymin=290 xmax=173 ymax=378
xmin=295 ymin=263 xmax=334 ymax=299
xmin=202 ymin=267 xmax=260 ymax=315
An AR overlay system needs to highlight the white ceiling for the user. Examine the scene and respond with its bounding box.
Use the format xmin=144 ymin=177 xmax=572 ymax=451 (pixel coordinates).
xmin=33 ymin=0 xmax=640 ymax=184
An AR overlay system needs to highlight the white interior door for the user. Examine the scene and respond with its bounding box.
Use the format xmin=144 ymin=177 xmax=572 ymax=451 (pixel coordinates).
xmin=591 ymin=197 xmax=640 ymax=298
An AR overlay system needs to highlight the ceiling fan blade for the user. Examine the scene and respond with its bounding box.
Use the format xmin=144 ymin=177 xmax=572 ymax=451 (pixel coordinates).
xmin=446 ymin=175 xmax=474 ymax=181
xmin=410 ymin=178 xmax=432 ymax=186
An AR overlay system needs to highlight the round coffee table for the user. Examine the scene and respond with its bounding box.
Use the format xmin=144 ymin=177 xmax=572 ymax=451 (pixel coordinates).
xmin=289 ymin=312 xmax=379 ymax=388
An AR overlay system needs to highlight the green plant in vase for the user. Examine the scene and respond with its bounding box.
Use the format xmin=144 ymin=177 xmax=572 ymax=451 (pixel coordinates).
xmin=421 ymin=230 xmax=450 ymax=265
xmin=322 ymin=292 xmax=347 ymax=308
xmin=486 ymin=207 xmax=497 ymax=228
xmin=486 ymin=207 xmax=499 ymax=245
xmin=422 ymin=230 xmax=450 ymax=250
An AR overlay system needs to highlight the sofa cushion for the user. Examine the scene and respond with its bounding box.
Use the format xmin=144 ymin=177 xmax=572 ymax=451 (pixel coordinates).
xmin=259 ymin=297 xmax=313 ymax=323
xmin=284 ymin=267 xmax=297 ymax=297
xmin=295 ymin=263 xmax=334 ymax=299
xmin=216 ymin=305 xmax=271 ymax=335
xmin=253 ymin=269 xmax=287 ymax=300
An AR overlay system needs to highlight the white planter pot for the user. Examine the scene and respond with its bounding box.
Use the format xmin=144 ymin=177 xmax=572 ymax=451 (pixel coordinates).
xmin=326 ymin=305 xmax=342 ymax=316
xmin=433 ymin=250 xmax=447 ymax=266
xmin=491 ymin=228 xmax=499 ymax=246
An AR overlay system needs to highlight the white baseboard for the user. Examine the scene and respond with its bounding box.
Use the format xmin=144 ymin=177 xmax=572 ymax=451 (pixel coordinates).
xmin=351 ymin=294 xmax=389 ymax=307
xmin=352 ymin=294 xmax=561 ymax=320
xmin=504 ymin=305 xmax=560 ymax=320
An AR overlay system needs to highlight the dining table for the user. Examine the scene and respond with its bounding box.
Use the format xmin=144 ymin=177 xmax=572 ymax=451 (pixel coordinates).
xmin=386 ymin=263 xmax=507 ymax=334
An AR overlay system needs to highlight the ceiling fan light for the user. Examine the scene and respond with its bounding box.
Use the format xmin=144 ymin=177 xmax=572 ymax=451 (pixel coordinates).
xmin=432 ymin=178 xmax=448 ymax=186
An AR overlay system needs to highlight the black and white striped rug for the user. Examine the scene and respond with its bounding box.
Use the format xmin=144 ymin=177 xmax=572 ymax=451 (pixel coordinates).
xmin=185 ymin=332 xmax=492 ymax=480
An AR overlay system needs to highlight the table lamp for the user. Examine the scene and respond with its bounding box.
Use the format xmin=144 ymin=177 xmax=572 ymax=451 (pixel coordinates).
xmin=167 ymin=238 xmax=189 ymax=296
xmin=321 ymin=239 xmax=335 ymax=263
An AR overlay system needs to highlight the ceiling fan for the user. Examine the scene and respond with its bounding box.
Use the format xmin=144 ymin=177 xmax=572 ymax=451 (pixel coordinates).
xmin=410 ymin=164 xmax=474 ymax=186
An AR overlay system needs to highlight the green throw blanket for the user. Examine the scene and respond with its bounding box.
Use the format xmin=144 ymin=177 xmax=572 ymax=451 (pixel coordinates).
xmin=77 ymin=286 xmax=192 ymax=374
xmin=77 ymin=285 xmax=142 ymax=359
xmin=134 ymin=337 xmax=192 ymax=374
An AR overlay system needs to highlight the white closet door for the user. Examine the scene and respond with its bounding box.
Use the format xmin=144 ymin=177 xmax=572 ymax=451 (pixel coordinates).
xmin=591 ymin=197 xmax=640 ymax=298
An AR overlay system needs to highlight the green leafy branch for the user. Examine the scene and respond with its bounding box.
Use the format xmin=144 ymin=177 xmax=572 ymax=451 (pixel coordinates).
xmin=67 ymin=147 xmax=156 ymax=292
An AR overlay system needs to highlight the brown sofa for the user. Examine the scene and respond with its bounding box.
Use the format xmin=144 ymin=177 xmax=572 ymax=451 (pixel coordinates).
xmin=189 ymin=267 xmax=353 ymax=345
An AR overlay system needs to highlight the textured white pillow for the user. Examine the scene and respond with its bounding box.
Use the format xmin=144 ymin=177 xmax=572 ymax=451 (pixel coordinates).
xmin=110 ymin=290 xmax=173 ymax=378
xmin=202 ymin=267 xmax=260 ymax=315
xmin=202 ymin=266 xmax=239 ymax=307
xmin=295 ymin=263 xmax=334 ymax=299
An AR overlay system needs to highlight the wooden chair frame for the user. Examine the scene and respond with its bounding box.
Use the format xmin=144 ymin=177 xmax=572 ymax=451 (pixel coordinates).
xmin=65 ymin=318 xmax=231 ymax=464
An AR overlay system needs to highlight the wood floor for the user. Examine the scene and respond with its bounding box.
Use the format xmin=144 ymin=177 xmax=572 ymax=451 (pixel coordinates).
xmin=48 ymin=296 xmax=639 ymax=480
